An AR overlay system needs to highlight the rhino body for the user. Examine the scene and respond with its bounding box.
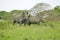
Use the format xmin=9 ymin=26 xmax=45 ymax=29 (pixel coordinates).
xmin=13 ymin=12 xmax=29 ymax=25
xmin=13 ymin=12 xmax=46 ymax=26
xmin=24 ymin=14 xmax=46 ymax=25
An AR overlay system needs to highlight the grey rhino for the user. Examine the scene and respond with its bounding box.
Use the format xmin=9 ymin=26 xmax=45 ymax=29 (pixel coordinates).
xmin=13 ymin=12 xmax=46 ymax=26
xmin=25 ymin=13 xmax=46 ymax=25
xmin=13 ymin=12 xmax=29 ymax=26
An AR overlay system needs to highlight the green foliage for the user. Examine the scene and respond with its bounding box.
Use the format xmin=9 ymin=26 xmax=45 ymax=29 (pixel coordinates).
xmin=0 ymin=11 xmax=11 ymax=20
xmin=54 ymin=6 xmax=60 ymax=13
xmin=11 ymin=10 xmax=28 ymax=14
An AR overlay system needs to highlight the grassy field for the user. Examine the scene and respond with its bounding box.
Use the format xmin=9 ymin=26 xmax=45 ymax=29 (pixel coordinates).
xmin=0 ymin=20 xmax=60 ymax=40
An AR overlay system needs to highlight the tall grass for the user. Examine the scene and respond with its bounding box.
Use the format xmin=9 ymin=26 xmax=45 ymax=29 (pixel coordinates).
xmin=0 ymin=20 xmax=60 ymax=40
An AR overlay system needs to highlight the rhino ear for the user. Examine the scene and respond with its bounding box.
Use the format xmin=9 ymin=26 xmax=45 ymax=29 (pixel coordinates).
xmin=26 ymin=12 xmax=28 ymax=14
xmin=23 ymin=12 xmax=25 ymax=15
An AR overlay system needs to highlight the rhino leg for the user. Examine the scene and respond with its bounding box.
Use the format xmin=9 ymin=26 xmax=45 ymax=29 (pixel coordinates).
xmin=18 ymin=21 xmax=23 ymax=26
xmin=13 ymin=20 xmax=16 ymax=25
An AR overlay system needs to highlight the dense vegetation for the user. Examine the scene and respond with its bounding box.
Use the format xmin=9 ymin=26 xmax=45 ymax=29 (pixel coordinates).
xmin=0 ymin=6 xmax=60 ymax=40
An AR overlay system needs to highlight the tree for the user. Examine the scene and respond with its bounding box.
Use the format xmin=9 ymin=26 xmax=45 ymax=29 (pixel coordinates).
xmin=0 ymin=11 xmax=10 ymax=19
xmin=54 ymin=6 xmax=60 ymax=14
xmin=29 ymin=3 xmax=51 ymax=16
